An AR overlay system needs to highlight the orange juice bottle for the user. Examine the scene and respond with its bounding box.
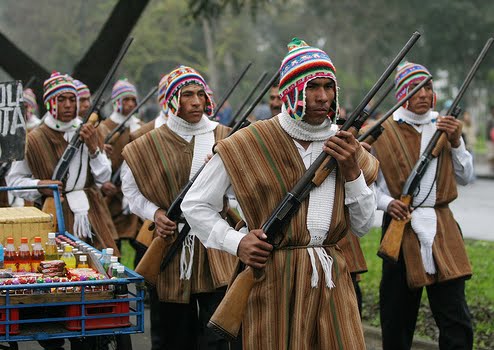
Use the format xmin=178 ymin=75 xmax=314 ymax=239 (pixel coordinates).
xmin=4 ymin=237 xmax=17 ymax=272
xmin=31 ymin=237 xmax=45 ymax=272
xmin=17 ymin=237 xmax=32 ymax=273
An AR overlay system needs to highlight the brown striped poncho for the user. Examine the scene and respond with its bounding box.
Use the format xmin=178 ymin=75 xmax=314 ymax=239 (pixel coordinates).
xmin=122 ymin=124 xmax=237 ymax=303
xmin=372 ymin=118 xmax=472 ymax=288
xmin=215 ymin=116 xmax=378 ymax=350
xmin=25 ymin=124 xmax=119 ymax=254
xmin=98 ymin=119 xmax=140 ymax=239
xmin=129 ymin=119 xmax=154 ymax=141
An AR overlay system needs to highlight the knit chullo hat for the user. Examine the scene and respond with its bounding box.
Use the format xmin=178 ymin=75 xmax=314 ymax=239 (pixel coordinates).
xmin=395 ymin=61 xmax=435 ymax=109
xmin=111 ymin=79 xmax=138 ymax=113
xmin=279 ymin=37 xmax=338 ymax=121
xmin=43 ymin=72 xmax=77 ymax=118
xmin=158 ymin=74 xmax=169 ymax=115
xmin=73 ymin=79 xmax=91 ymax=99
xmin=23 ymin=88 xmax=38 ymax=115
xmin=164 ymin=65 xmax=213 ymax=117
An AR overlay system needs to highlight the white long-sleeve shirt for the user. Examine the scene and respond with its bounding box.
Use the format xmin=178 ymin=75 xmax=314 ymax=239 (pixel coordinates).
xmin=375 ymin=135 xmax=474 ymax=212
xmin=181 ymin=140 xmax=376 ymax=257
xmin=120 ymin=125 xmax=191 ymax=222
xmin=6 ymin=148 xmax=111 ymax=201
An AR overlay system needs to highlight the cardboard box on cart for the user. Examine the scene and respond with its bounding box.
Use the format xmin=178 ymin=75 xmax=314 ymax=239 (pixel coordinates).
xmin=0 ymin=207 xmax=53 ymax=247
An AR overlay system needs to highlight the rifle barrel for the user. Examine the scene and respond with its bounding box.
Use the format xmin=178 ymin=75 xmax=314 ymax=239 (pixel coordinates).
xmin=209 ymin=62 xmax=253 ymax=121
xmin=292 ymin=31 xmax=421 ymax=197
xmin=230 ymin=70 xmax=280 ymax=134
xmin=52 ymin=36 xmax=133 ymax=181
xmin=104 ymin=85 xmax=158 ymax=144
xmin=446 ymin=37 xmax=493 ymax=116
xmin=359 ymin=75 xmax=432 ymax=142
xmin=228 ymin=71 xmax=268 ymax=127
xmin=366 ymin=83 xmax=394 ymax=118
xmin=342 ymin=32 xmax=421 ymax=131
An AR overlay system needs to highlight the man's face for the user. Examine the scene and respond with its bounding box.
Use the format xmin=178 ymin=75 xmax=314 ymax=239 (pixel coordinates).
xmin=303 ymin=77 xmax=335 ymax=125
xmin=79 ymin=96 xmax=91 ymax=117
xmin=121 ymin=96 xmax=137 ymax=116
xmin=406 ymin=80 xmax=433 ymax=115
xmin=56 ymin=92 xmax=77 ymax=122
xmin=269 ymin=86 xmax=282 ymax=116
xmin=23 ymin=102 xmax=33 ymax=120
xmin=177 ymin=84 xmax=206 ymax=124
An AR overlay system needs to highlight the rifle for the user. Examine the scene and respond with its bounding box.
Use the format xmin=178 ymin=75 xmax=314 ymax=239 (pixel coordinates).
xmin=24 ymin=76 xmax=36 ymax=89
xmin=359 ymin=76 xmax=432 ymax=144
xmin=134 ymin=70 xmax=280 ymax=285
xmin=378 ymin=37 xmax=493 ymax=263
xmin=132 ymin=62 xmax=252 ymax=247
xmin=208 ymin=31 xmax=422 ymax=340
xmin=0 ymin=162 xmax=12 ymax=179
xmin=41 ymin=37 xmax=133 ymax=228
xmin=210 ymin=61 xmax=253 ymax=121
xmin=104 ymin=85 xmax=159 ymax=145
xmin=228 ymin=71 xmax=268 ymax=127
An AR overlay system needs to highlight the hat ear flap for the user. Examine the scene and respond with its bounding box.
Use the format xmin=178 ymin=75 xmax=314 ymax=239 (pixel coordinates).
xmin=432 ymin=92 xmax=437 ymax=109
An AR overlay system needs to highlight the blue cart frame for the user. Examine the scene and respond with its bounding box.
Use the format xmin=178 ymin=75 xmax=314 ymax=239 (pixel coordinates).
xmin=0 ymin=185 xmax=144 ymax=342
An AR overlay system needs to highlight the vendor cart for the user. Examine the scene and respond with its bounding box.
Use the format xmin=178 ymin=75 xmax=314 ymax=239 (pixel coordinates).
xmin=0 ymin=185 xmax=145 ymax=349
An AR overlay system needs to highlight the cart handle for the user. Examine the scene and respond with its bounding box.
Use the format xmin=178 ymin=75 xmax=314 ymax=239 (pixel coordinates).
xmin=0 ymin=184 xmax=66 ymax=235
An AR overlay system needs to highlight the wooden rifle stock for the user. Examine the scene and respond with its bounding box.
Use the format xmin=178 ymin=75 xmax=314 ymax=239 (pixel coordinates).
xmin=134 ymin=236 xmax=171 ymax=286
xmin=208 ymin=267 xmax=264 ymax=340
xmin=377 ymin=195 xmax=411 ymax=262
xmin=135 ymin=219 xmax=155 ymax=248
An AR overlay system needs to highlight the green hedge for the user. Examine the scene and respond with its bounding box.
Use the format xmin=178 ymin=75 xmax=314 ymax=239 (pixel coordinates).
xmin=359 ymin=228 xmax=494 ymax=350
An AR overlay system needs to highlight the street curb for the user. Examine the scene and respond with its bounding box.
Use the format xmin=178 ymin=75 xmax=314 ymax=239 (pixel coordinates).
xmin=363 ymin=324 xmax=438 ymax=350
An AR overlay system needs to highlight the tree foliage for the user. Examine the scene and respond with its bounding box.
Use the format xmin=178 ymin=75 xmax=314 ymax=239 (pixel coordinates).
xmin=0 ymin=0 xmax=492 ymax=112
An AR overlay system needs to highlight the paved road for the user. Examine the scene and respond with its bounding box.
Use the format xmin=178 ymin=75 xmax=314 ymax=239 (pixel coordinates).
xmin=373 ymin=177 xmax=494 ymax=241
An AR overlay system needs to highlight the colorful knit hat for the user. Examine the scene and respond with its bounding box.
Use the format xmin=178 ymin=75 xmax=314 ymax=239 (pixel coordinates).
xmin=279 ymin=38 xmax=338 ymax=121
xmin=164 ymin=65 xmax=213 ymax=117
xmin=43 ymin=71 xmax=77 ymax=118
xmin=73 ymin=79 xmax=91 ymax=99
xmin=111 ymin=79 xmax=138 ymax=113
xmin=23 ymin=88 xmax=38 ymax=115
xmin=394 ymin=61 xmax=435 ymax=109
xmin=158 ymin=74 xmax=169 ymax=114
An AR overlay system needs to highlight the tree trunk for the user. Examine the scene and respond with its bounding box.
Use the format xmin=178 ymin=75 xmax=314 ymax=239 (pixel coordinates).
xmin=202 ymin=17 xmax=218 ymax=93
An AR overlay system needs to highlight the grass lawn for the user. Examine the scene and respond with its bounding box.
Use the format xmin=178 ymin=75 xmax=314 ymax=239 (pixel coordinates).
xmin=359 ymin=228 xmax=494 ymax=350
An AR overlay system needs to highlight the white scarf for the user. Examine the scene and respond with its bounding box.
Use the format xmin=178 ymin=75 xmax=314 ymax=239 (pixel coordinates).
xmin=279 ymin=107 xmax=334 ymax=141
xmin=279 ymin=111 xmax=337 ymax=288
xmin=154 ymin=111 xmax=168 ymax=129
xmin=109 ymin=111 xmax=141 ymax=133
xmin=167 ymin=112 xmax=218 ymax=280
xmin=44 ymin=113 xmax=92 ymax=240
xmin=26 ymin=115 xmax=41 ymax=131
xmin=394 ymin=107 xmax=439 ymax=274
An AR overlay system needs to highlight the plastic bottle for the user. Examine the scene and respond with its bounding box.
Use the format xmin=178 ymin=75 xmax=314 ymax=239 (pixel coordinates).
xmin=114 ymin=265 xmax=128 ymax=298
xmin=31 ymin=237 xmax=45 ymax=273
xmin=61 ymin=245 xmax=77 ymax=269
xmin=101 ymin=248 xmax=113 ymax=272
xmin=4 ymin=238 xmax=17 ymax=272
xmin=107 ymin=256 xmax=119 ymax=277
xmin=0 ymin=242 xmax=4 ymax=269
xmin=17 ymin=237 xmax=32 ymax=273
xmin=77 ymin=255 xmax=89 ymax=268
xmin=99 ymin=248 xmax=107 ymax=264
xmin=45 ymin=232 xmax=58 ymax=260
